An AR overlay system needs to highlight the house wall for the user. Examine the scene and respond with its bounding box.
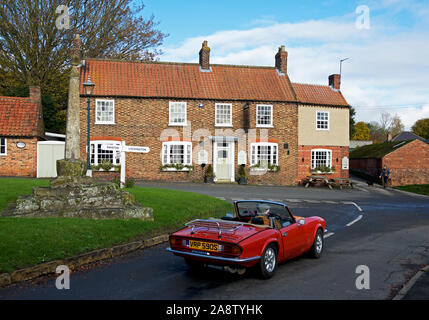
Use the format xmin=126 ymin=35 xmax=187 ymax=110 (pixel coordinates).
xmin=79 ymin=97 xmax=299 ymax=185
xmin=297 ymin=105 xmax=350 ymax=182
xmin=298 ymin=105 xmax=349 ymax=146
xmin=0 ymin=137 xmax=38 ymax=177
xmin=382 ymin=139 xmax=429 ymax=186
xmin=298 ymin=145 xmax=349 ymax=181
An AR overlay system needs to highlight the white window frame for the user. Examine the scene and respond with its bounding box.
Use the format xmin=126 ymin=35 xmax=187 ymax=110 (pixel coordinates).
xmin=256 ymin=104 xmax=273 ymax=128
xmin=89 ymin=140 xmax=121 ymax=166
xmin=169 ymin=102 xmax=187 ymax=126
xmin=215 ymin=103 xmax=233 ymax=127
xmin=316 ymin=111 xmax=329 ymax=131
xmin=250 ymin=142 xmax=278 ymax=167
xmin=95 ymin=99 xmax=115 ymax=125
xmin=311 ymin=149 xmax=332 ymax=169
xmin=0 ymin=138 xmax=6 ymax=156
xmin=162 ymin=141 xmax=192 ymax=167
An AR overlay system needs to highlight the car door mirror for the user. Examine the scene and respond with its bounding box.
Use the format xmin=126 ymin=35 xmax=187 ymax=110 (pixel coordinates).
xmin=298 ymin=219 xmax=305 ymax=226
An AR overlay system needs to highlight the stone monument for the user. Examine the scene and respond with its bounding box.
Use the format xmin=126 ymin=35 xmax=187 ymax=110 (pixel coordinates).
xmin=2 ymin=35 xmax=153 ymax=221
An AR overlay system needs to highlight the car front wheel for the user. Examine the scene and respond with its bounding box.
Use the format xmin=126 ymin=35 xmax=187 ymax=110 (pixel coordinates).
xmin=309 ymin=229 xmax=324 ymax=258
xmin=259 ymin=244 xmax=277 ymax=279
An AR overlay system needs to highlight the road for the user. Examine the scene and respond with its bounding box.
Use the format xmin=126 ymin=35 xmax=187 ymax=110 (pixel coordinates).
xmin=1 ymin=181 xmax=428 ymax=300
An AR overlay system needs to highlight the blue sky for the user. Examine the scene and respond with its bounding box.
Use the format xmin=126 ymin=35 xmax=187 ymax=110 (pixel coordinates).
xmin=139 ymin=0 xmax=429 ymax=130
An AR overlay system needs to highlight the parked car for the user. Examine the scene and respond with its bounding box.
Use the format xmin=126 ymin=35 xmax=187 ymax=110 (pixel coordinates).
xmin=167 ymin=200 xmax=326 ymax=278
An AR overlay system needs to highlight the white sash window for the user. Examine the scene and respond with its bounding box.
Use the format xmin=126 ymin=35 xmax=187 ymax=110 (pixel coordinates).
xmin=162 ymin=141 xmax=192 ymax=165
xmin=90 ymin=140 xmax=121 ymax=165
xmin=250 ymin=142 xmax=278 ymax=166
xmin=0 ymin=138 xmax=6 ymax=156
xmin=311 ymin=149 xmax=332 ymax=169
xmin=169 ymin=102 xmax=187 ymax=126
xmin=95 ymin=100 xmax=115 ymax=124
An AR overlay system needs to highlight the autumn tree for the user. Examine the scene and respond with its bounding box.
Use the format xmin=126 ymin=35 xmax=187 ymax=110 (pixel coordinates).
xmin=0 ymin=1 xmax=167 ymax=132
xmin=366 ymin=121 xmax=386 ymax=143
xmin=352 ymin=122 xmax=370 ymax=140
xmin=412 ymin=118 xmax=429 ymax=139
xmin=390 ymin=114 xmax=405 ymax=137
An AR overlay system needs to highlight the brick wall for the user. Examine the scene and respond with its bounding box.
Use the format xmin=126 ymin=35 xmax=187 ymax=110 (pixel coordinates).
xmin=350 ymin=158 xmax=381 ymax=177
xmin=79 ymin=97 xmax=299 ymax=185
xmin=382 ymin=139 xmax=429 ymax=186
xmin=297 ymin=145 xmax=349 ymax=182
xmin=0 ymin=137 xmax=38 ymax=177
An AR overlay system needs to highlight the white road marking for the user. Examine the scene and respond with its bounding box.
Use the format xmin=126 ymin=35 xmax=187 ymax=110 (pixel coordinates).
xmin=285 ymin=199 xmax=302 ymax=203
xmin=216 ymin=197 xmax=226 ymax=200
xmin=268 ymin=199 xmax=282 ymax=202
xmin=346 ymin=214 xmax=363 ymax=227
xmin=342 ymin=201 xmax=363 ymax=212
xmin=322 ymin=200 xmax=337 ymax=204
xmin=231 ymin=198 xmax=244 ymax=201
xmin=324 ymin=232 xmax=335 ymax=239
xmin=304 ymin=200 xmax=321 ymax=203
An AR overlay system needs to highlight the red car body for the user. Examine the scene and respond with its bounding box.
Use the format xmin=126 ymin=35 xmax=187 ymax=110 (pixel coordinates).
xmin=167 ymin=200 xmax=326 ymax=277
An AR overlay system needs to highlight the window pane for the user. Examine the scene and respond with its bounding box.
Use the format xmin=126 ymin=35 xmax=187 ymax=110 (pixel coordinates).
xmin=96 ymin=101 xmax=114 ymax=123
xmin=170 ymin=103 xmax=186 ymax=124
xmin=216 ymin=104 xmax=232 ymax=125
xmin=257 ymin=105 xmax=272 ymax=126
xmin=317 ymin=112 xmax=329 ymax=129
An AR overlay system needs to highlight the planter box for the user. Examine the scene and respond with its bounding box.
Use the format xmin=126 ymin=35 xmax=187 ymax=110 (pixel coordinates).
xmin=93 ymin=171 xmax=120 ymax=181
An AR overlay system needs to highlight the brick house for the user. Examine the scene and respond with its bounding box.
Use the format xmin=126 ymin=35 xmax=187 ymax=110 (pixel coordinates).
xmin=77 ymin=42 xmax=350 ymax=185
xmin=0 ymin=87 xmax=44 ymax=177
xmin=350 ymin=139 xmax=429 ymax=186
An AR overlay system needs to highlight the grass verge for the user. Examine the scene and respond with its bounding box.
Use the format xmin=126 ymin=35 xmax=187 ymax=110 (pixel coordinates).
xmin=395 ymin=184 xmax=429 ymax=196
xmin=0 ymin=178 xmax=233 ymax=273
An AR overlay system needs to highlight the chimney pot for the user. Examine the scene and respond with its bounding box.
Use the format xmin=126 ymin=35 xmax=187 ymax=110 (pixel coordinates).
xmin=329 ymin=74 xmax=341 ymax=90
xmin=275 ymin=45 xmax=288 ymax=75
xmin=199 ymin=40 xmax=211 ymax=71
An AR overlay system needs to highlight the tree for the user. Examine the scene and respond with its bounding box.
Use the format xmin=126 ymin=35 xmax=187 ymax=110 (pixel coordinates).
xmin=0 ymin=1 xmax=167 ymax=132
xmin=390 ymin=114 xmax=404 ymax=137
xmin=412 ymin=118 xmax=429 ymax=139
xmin=366 ymin=121 xmax=385 ymax=143
xmin=349 ymin=106 xmax=356 ymax=139
xmin=352 ymin=122 xmax=370 ymax=140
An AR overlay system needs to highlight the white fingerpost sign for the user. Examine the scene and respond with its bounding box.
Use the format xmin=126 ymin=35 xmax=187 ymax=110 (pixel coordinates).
xmin=101 ymin=142 xmax=150 ymax=188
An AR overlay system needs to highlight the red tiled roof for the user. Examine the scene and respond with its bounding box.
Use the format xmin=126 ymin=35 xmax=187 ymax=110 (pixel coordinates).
xmin=80 ymin=59 xmax=297 ymax=102
xmin=292 ymin=83 xmax=349 ymax=107
xmin=0 ymin=96 xmax=41 ymax=137
xmin=80 ymin=59 xmax=349 ymax=107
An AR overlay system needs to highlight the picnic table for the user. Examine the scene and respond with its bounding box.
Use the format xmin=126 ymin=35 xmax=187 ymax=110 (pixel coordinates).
xmin=302 ymin=176 xmax=354 ymax=190
xmin=303 ymin=176 xmax=332 ymax=189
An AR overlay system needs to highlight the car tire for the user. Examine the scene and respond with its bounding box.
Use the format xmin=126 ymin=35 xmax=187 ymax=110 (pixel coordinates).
xmin=309 ymin=229 xmax=324 ymax=259
xmin=259 ymin=244 xmax=277 ymax=279
xmin=185 ymin=258 xmax=204 ymax=271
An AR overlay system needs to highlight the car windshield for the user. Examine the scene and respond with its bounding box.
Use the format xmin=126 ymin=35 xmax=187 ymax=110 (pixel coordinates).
xmin=236 ymin=201 xmax=295 ymax=229
xmin=236 ymin=201 xmax=285 ymax=217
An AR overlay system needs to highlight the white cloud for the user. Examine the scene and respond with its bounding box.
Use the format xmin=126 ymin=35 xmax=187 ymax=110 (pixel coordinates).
xmin=160 ymin=5 xmax=429 ymax=130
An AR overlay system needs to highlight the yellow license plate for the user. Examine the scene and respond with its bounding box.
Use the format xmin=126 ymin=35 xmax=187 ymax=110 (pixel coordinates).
xmin=188 ymin=240 xmax=219 ymax=252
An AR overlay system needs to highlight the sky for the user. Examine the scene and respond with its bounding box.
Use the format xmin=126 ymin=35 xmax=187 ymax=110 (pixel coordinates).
xmin=138 ymin=0 xmax=429 ymax=130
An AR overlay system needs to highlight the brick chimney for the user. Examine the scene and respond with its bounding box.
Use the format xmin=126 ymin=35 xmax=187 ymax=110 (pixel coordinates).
xmin=29 ymin=86 xmax=41 ymax=105
xmin=199 ymin=40 xmax=211 ymax=71
xmin=275 ymin=45 xmax=288 ymax=75
xmin=329 ymin=74 xmax=341 ymax=90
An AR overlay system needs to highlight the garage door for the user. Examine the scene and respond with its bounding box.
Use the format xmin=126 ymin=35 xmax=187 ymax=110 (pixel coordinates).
xmin=37 ymin=141 xmax=65 ymax=178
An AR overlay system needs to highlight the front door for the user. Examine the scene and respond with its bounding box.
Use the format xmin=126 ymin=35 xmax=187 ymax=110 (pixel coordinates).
xmin=216 ymin=144 xmax=230 ymax=180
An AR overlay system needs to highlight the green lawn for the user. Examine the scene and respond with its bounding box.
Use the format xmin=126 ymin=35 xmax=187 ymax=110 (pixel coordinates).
xmin=0 ymin=178 xmax=233 ymax=273
xmin=395 ymin=184 xmax=429 ymax=196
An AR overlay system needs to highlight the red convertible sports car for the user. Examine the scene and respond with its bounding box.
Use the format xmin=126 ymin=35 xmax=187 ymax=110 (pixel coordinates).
xmin=167 ymin=200 xmax=326 ymax=278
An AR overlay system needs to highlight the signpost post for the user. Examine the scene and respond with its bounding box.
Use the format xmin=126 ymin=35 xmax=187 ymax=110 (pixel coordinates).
xmin=101 ymin=143 xmax=150 ymax=188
